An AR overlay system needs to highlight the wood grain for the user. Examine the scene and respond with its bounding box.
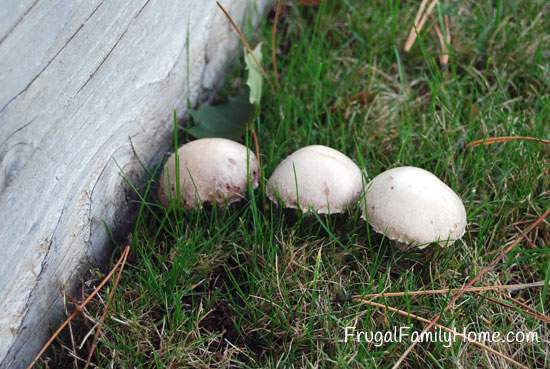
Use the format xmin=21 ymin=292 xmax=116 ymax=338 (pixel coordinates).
xmin=0 ymin=1 xmax=270 ymax=367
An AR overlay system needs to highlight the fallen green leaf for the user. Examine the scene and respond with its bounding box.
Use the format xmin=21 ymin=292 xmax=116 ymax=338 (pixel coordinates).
xmin=244 ymin=42 xmax=263 ymax=106
xmin=187 ymin=89 xmax=253 ymax=140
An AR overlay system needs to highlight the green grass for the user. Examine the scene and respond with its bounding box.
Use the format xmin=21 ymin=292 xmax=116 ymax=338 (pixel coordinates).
xmin=42 ymin=1 xmax=549 ymax=368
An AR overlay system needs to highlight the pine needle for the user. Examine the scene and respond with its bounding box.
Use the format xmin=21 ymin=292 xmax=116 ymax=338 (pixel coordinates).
xmin=354 ymin=281 xmax=546 ymax=300
xmin=26 ymin=245 xmax=131 ymax=369
xmin=467 ymin=136 xmax=550 ymax=148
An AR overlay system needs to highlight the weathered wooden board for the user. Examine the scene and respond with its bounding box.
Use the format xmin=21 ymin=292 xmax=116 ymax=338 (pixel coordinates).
xmin=0 ymin=1 xmax=269 ymax=367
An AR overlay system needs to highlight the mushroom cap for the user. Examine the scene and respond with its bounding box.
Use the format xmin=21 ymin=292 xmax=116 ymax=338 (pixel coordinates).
xmin=158 ymin=138 xmax=259 ymax=208
xmin=361 ymin=166 xmax=466 ymax=248
xmin=266 ymin=145 xmax=363 ymax=214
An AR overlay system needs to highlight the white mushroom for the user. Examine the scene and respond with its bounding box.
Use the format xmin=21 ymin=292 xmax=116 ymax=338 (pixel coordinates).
xmin=158 ymin=138 xmax=259 ymax=208
xmin=361 ymin=166 xmax=466 ymax=248
xmin=267 ymin=145 xmax=363 ymax=214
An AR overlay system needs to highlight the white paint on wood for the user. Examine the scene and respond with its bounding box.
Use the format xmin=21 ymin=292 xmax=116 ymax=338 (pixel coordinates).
xmin=0 ymin=1 xmax=269 ymax=367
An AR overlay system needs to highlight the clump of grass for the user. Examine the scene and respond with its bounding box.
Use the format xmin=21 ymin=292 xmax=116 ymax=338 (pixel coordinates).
xmin=40 ymin=1 xmax=548 ymax=368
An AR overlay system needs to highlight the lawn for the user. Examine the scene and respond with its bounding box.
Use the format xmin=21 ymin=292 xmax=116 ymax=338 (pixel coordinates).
xmin=41 ymin=1 xmax=549 ymax=368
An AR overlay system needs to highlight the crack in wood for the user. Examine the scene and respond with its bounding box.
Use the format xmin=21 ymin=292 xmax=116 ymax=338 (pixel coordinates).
xmin=76 ymin=0 xmax=152 ymax=95
xmin=0 ymin=0 xmax=40 ymax=46
xmin=3 ymin=206 xmax=65 ymax=361
xmin=0 ymin=0 xmax=105 ymax=115
xmin=0 ymin=118 xmax=36 ymax=148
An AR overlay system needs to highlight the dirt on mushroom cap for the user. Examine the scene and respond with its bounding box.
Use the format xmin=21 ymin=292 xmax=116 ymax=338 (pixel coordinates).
xmin=158 ymin=138 xmax=259 ymax=208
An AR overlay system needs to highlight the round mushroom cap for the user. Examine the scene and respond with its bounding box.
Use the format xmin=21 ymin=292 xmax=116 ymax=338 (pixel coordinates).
xmin=158 ymin=138 xmax=259 ymax=208
xmin=361 ymin=166 xmax=466 ymax=248
xmin=267 ymin=145 xmax=363 ymax=214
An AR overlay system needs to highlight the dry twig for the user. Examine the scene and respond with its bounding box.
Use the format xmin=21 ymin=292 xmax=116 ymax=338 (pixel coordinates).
xmin=467 ymin=136 xmax=550 ymax=148
xmin=251 ymin=129 xmax=261 ymax=167
xmin=434 ymin=15 xmax=451 ymax=65
xmin=478 ymin=294 xmax=550 ymax=324
xmin=216 ymin=1 xmax=268 ymax=79
xmin=26 ymin=246 xmax=131 ymax=369
xmin=84 ymin=245 xmax=130 ymax=367
xmin=63 ymin=293 xmax=79 ymax=368
xmin=506 ymin=295 xmax=546 ymax=318
xmin=355 ymin=281 xmax=546 ymax=300
xmin=404 ymin=0 xmax=439 ymax=52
